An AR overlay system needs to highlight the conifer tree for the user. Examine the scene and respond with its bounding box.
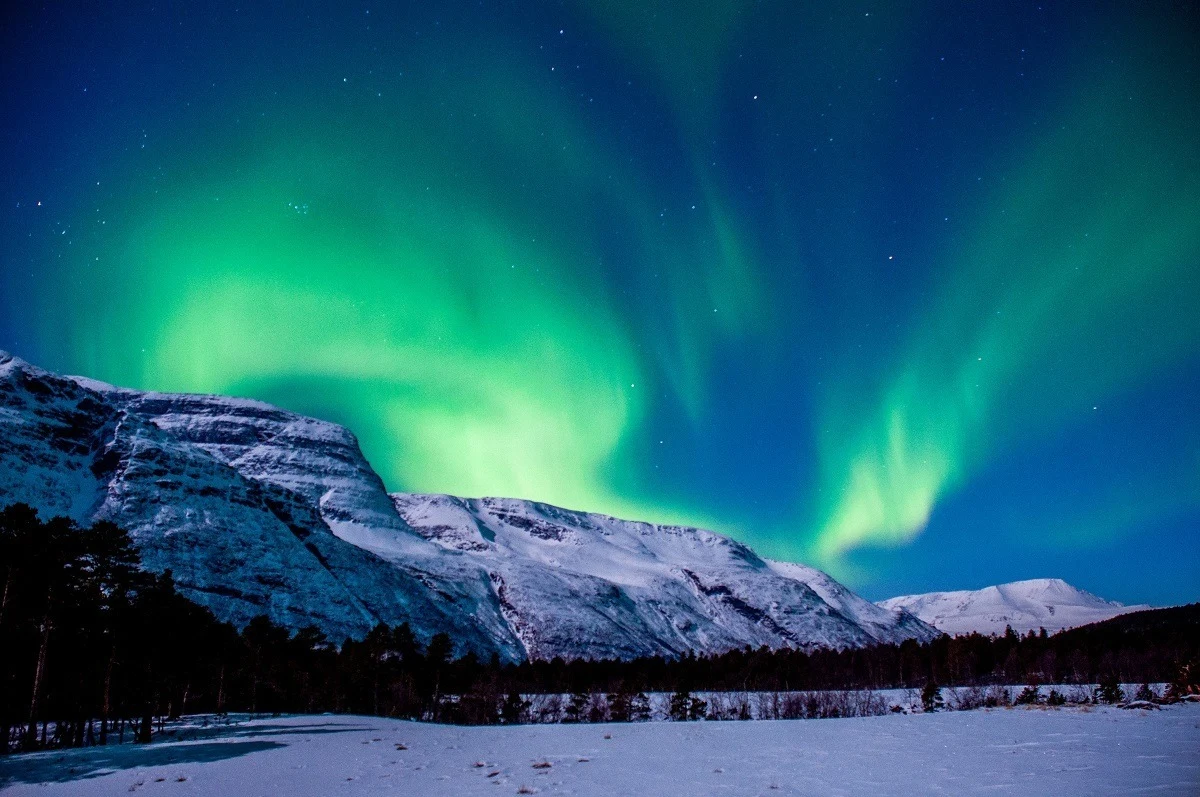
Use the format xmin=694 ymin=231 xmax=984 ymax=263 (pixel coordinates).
xmin=629 ymin=691 xmax=652 ymax=722
xmin=669 ymin=689 xmax=691 ymax=721
xmin=607 ymin=691 xmax=631 ymax=722
xmin=1094 ymin=675 xmax=1124 ymax=704
xmin=500 ymin=691 xmax=531 ymax=724
xmin=564 ymin=691 xmax=589 ymax=723
xmin=921 ymin=681 xmax=944 ymax=712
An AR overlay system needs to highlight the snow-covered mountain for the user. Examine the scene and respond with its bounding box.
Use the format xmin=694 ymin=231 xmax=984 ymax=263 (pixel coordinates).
xmin=391 ymin=494 xmax=938 ymax=659
xmin=0 ymin=352 xmax=521 ymax=659
xmin=0 ymin=351 xmax=937 ymax=660
xmin=876 ymin=578 xmax=1151 ymax=636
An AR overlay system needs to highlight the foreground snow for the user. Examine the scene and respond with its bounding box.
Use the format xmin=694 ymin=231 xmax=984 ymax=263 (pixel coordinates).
xmin=3 ymin=705 xmax=1198 ymax=796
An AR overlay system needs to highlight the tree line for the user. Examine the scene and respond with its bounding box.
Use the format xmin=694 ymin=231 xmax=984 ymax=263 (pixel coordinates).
xmin=2 ymin=503 xmax=1197 ymax=752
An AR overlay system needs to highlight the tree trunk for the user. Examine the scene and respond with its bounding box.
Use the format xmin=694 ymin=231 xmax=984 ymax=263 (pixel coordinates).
xmin=0 ymin=566 xmax=12 ymax=629
xmin=137 ymin=706 xmax=153 ymax=743
xmin=24 ymin=604 xmax=52 ymax=748
xmin=216 ymin=664 xmax=225 ymax=715
xmin=100 ymin=650 xmax=115 ymax=745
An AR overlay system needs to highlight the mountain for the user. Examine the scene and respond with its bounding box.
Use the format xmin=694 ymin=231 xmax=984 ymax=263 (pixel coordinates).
xmin=0 ymin=351 xmax=937 ymax=660
xmin=876 ymin=578 xmax=1152 ymax=636
xmin=0 ymin=352 xmax=521 ymax=659
xmin=391 ymin=494 xmax=939 ymax=659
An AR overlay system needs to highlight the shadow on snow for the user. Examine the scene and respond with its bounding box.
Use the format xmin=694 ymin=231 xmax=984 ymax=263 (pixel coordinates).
xmin=0 ymin=720 xmax=374 ymax=786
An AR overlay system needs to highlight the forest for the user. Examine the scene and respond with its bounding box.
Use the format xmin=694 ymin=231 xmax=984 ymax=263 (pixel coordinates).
xmin=3 ymin=503 xmax=1197 ymax=752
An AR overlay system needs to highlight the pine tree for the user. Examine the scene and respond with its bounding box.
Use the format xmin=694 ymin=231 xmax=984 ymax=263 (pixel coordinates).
xmin=669 ymin=689 xmax=706 ymax=721
xmin=1094 ymin=675 xmax=1124 ymax=704
xmin=1166 ymin=660 xmax=1198 ymax=700
xmin=1015 ymin=684 xmax=1040 ymax=705
xmin=564 ymin=692 xmax=589 ymax=723
xmin=669 ymin=689 xmax=691 ymax=721
xmin=629 ymin=691 xmax=652 ymax=722
xmin=586 ymin=694 xmax=610 ymax=723
xmin=607 ymin=691 xmax=631 ymax=722
xmin=500 ymin=691 xmax=530 ymax=724
xmin=921 ymin=681 xmax=944 ymax=712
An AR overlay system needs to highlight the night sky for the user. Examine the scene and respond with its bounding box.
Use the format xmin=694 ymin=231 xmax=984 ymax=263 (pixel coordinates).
xmin=2 ymin=2 xmax=1198 ymax=605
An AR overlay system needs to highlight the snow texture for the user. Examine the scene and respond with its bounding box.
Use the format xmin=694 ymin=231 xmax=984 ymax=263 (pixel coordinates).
xmin=877 ymin=578 xmax=1152 ymax=636
xmin=2 ymin=705 xmax=1197 ymax=796
xmin=0 ymin=351 xmax=934 ymax=661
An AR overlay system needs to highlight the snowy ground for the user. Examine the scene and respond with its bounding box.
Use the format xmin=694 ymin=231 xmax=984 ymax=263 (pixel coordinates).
xmin=2 ymin=704 xmax=1198 ymax=796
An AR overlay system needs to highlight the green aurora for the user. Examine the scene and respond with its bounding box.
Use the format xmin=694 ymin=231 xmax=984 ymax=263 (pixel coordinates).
xmin=2 ymin=2 xmax=1197 ymax=602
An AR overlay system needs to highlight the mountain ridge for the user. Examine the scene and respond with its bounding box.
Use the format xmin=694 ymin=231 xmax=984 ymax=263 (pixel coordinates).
xmin=0 ymin=350 xmax=934 ymax=659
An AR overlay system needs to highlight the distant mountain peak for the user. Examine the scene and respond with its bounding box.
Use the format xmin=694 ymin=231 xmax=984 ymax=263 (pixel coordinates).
xmin=877 ymin=578 xmax=1151 ymax=636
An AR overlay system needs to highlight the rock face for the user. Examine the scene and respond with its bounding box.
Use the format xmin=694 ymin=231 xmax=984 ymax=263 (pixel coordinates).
xmin=876 ymin=578 xmax=1151 ymax=636
xmin=0 ymin=351 xmax=937 ymax=660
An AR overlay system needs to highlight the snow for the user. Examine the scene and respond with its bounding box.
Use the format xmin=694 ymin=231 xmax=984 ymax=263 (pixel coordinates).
xmin=0 ymin=351 xmax=520 ymax=658
xmin=1 ymin=351 xmax=1151 ymax=662
xmin=877 ymin=578 xmax=1152 ymax=636
xmin=0 ymin=351 xmax=939 ymax=661
xmin=3 ymin=705 xmax=1197 ymax=796
xmin=393 ymin=494 xmax=940 ymax=660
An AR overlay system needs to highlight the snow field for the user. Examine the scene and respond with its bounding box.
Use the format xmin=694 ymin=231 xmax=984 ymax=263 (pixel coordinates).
xmin=2 ymin=703 xmax=1197 ymax=796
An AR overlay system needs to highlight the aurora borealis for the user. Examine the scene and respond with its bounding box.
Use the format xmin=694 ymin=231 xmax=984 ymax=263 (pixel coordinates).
xmin=2 ymin=2 xmax=1198 ymax=604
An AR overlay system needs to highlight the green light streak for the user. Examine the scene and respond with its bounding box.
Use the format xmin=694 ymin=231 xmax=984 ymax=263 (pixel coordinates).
xmin=51 ymin=47 xmax=762 ymax=530
xmin=811 ymin=75 xmax=1200 ymax=568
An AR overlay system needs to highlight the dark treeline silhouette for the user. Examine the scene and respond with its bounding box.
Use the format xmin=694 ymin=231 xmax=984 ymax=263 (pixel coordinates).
xmin=3 ymin=503 xmax=1197 ymax=751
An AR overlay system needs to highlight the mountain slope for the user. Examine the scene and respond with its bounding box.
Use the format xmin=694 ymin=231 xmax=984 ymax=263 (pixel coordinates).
xmin=390 ymin=494 xmax=940 ymax=659
xmin=877 ymin=578 xmax=1151 ymax=636
xmin=1 ymin=351 xmax=937 ymax=660
xmin=0 ymin=352 xmax=522 ymax=658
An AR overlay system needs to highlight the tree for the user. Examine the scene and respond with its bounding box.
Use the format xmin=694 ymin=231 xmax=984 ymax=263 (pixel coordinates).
xmin=607 ymin=691 xmax=631 ymax=722
xmin=22 ymin=515 xmax=85 ymax=748
xmin=564 ymin=692 xmax=589 ymax=723
xmin=500 ymin=691 xmax=530 ymax=724
xmin=921 ymin=681 xmax=944 ymax=712
xmin=586 ymin=694 xmax=610 ymax=723
xmin=426 ymin=633 xmax=453 ymax=669
xmin=1094 ymin=675 xmax=1124 ymax=704
xmin=1015 ymin=685 xmax=1040 ymax=705
xmin=1166 ymin=660 xmax=1198 ymax=700
xmin=423 ymin=632 xmax=453 ymax=718
xmin=628 ymin=692 xmax=652 ymax=722
xmin=669 ymin=689 xmax=707 ymax=721
xmin=0 ymin=503 xmax=40 ymax=629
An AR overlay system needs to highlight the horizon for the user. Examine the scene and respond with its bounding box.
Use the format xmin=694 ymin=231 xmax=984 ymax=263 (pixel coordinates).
xmin=2 ymin=2 xmax=1197 ymax=607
